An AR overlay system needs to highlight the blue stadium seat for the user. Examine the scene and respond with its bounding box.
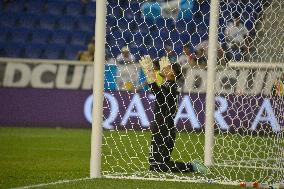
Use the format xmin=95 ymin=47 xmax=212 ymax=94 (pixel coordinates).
xmin=148 ymin=47 xmax=158 ymax=60
xmin=106 ymin=33 xmax=116 ymax=46
xmin=200 ymin=1 xmax=210 ymax=15
xmin=109 ymin=46 xmax=120 ymax=57
xmin=85 ymin=2 xmax=96 ymax=17
xmin=138 ymin=46 xmax=148 ymax=57
xmin=24 ymin=43 xmax=44 ymax=59
xmin=0 ymin=42 xmax=5 ymax=57
xmin=180 ymin=32 xmax=190 ymax=44
xmin=244 ymin=19 xmax=254 ymax=31
xmin=25 ymin=0 xmax=46 ymax=14
xmin=218 ymin=32 xmax=226 ymax=45
xmin=3 ymin=1 xmax=25 ymax=13
xmin=187 ymin=20 xmax=197 ymax=34
xmin=143 ymin=35 xmax=153 ymax=46
xmin=4 ymin=43 xmax=25 ymax=58
xmin=197 ymin=23 xmax=208 ymax=36
xmin=107 ymin=16 xmax=117 ymax=28
xmin=39 ymin=15 xmax=59 ymax=30
xmin=42 ymin=44 xmax=64 ymax=59
xmin=70 ymin=31 xmax=92 ymax=46
xmin=110 ymin=30 xmax=122 ymax=40
xmin=0 ymin=13 xmax=18 ymax=27
xmin=50 ymin=30 xmax=71 ymax=45
xmin=169 ymin=31 xmax=179 ymax=43
xmin=46 ymin=0 xmax=66 ymax=15
xmin=144 ymin=17 xmax=155 ymax=27
xmin=18 ymin=14 xmax=39 ymax=29
xmin=176 ymin=19 xmax=187 ymax=33
xmin=253 ymin=1 xmax=262 ymax=14
xmin=122 ymin=30 xmax=133 ymax=44
xmin=58 ymin=16 xmax=76 ymax=30
xmin=0 ymin=27 xmax=11 ymax=42
xmin=77 ymin=16 xmax=95 ymax=32
xmin=117 ymin=18 xmax=129 ymax=31
xmin=153 ymin=37 xmax=163 ymax=50
xmin=173 ymin=41 xmax=183 ymax=56
xmin=134 ymin=16 xmax=144 ymax=25
xmin=155 ymin=17 xmax=166 ymax=29
xmin=64 ymin=45 xmax=85 ymax=60
xmin=31 ymin=29 xmax=52 ymax=44
xmin=11 ymin=28 xmax=31 ymax=43
xmin=133 ymin=32 xmax=143 ymax=47
xmin=107 ymin=0 xmax=119 ymax=8
xmin=165 ymin=18 xmax=175 ymax=30
xmin=190 ymin=33 xmax=202 ymax=48
xmin=65 ymin=1 xmax=84 ymax=16
xmin=137 ymin=22 xmax=150 ymax=33
xmin=245 ymin=2 xmax=254 ymax=14
xmin=130 ymin=2 xmax=140 ymax=13
xmin=129 ymin=46 xmax=138 ymax=56
xmin=116 ymin=38 xmax=127 ymax=49
xmin=159 ymin=28 xmax=170 ymax=41
xmin=128 ymin=20 xmax=138 ymax=32
xmin=109 ymin=6 xmax=123 ymax=18
xmin=124 ymin=9 xmax=134 ymax=20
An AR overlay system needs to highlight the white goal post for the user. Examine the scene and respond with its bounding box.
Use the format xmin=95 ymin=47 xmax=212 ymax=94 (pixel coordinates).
xmin=204 ymin=0 xmax=220 ymax=167
xmin=90 ymin=0 xmax=107 ymax=178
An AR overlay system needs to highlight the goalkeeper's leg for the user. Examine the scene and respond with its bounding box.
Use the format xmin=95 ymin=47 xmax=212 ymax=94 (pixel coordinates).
xmin=149 ymin=124 xmax=194 ymax=173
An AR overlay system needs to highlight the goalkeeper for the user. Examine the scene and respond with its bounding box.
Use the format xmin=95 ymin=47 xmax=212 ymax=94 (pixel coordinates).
xmin=139 ymin=56 xmax=208 ymax=174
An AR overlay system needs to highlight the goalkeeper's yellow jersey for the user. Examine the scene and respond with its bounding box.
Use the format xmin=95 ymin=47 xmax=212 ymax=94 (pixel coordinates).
xmin=155 ymin=70 xmax=164 ymax=87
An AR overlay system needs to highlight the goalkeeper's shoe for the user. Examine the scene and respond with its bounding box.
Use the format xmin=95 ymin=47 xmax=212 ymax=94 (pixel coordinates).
xmin=191 ymin=159 xmax=209 ymax=175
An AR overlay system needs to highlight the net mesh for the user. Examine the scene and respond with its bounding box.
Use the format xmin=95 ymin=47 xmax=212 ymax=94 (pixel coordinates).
xmin=101 ymin=0 xmax=284 ymax=186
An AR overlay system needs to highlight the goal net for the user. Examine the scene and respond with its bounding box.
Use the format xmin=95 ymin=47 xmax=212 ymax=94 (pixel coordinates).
xmin=98 ymin=0 xmax=284 ymax=186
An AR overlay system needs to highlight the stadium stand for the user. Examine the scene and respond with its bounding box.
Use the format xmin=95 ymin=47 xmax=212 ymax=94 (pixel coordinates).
xmin=0 ymin=27 xmax=11 ymax=43
xmin=10 ymin=28 xmax=31 ymax=43
xmin=3 ymin=1 xmax=25 ymax=13
xmin=18 ymin=13 xmax=39 ymax=29
xmin=77 ymin=16 xmax=95 ymax=32
xmin=39 ymin=15 xmax=58 ymax=30
xmin=57 ymin=16 xmax=76 ymax=30
xmin=85 ymin=2 xmax=96 ymax=17
xmin=24 ymin=43 xmax=45 ymax=59
xmin=64 ymin=45 xmax=85 ymax=60
xmin=31 ymin=29 xmax=52 ymax=44
xmin=0 ymin=0 xmax=263 ymax=60
xmin=25 ymin=0 xmax=46 ymax=14
xmin=4 ymin=43 xmax=25 ymax=58
xmin=0 ymin=13 xmax=18 ymax=27
xmin=45 ymin=0 xmax=66 ymax=16
xmin=65 ymin=1 xmax=84 ymax=16
xmin=42 ymin=44 xmax=65 ymax=59
xmin=70 ymin=31 xmax=92 ymax=46
xmin=50 ymin=30 xmax=71 ymax=45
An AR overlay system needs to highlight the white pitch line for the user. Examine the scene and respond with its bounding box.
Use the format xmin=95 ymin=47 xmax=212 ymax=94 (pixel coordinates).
xmin=12 ymin=177 xmax=91 ymax=189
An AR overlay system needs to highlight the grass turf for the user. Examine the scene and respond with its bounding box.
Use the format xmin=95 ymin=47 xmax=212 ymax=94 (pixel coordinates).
xmin=0 ymin=127 xmax=278 ymax=188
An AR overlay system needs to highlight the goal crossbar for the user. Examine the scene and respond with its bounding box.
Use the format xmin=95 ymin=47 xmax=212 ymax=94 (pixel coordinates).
xmin=228 ymin=61 xmax=284 ymax=69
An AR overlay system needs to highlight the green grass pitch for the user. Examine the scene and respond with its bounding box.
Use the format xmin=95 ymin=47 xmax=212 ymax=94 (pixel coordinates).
xmin=0 ymin=127 xmax=278 ymax=188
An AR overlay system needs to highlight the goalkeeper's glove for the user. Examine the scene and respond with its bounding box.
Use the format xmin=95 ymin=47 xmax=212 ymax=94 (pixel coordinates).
xmin=139 ymin=55 xmax=156 ymax=84
xmin=159 ymin=56 xmax=171 ymax=72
